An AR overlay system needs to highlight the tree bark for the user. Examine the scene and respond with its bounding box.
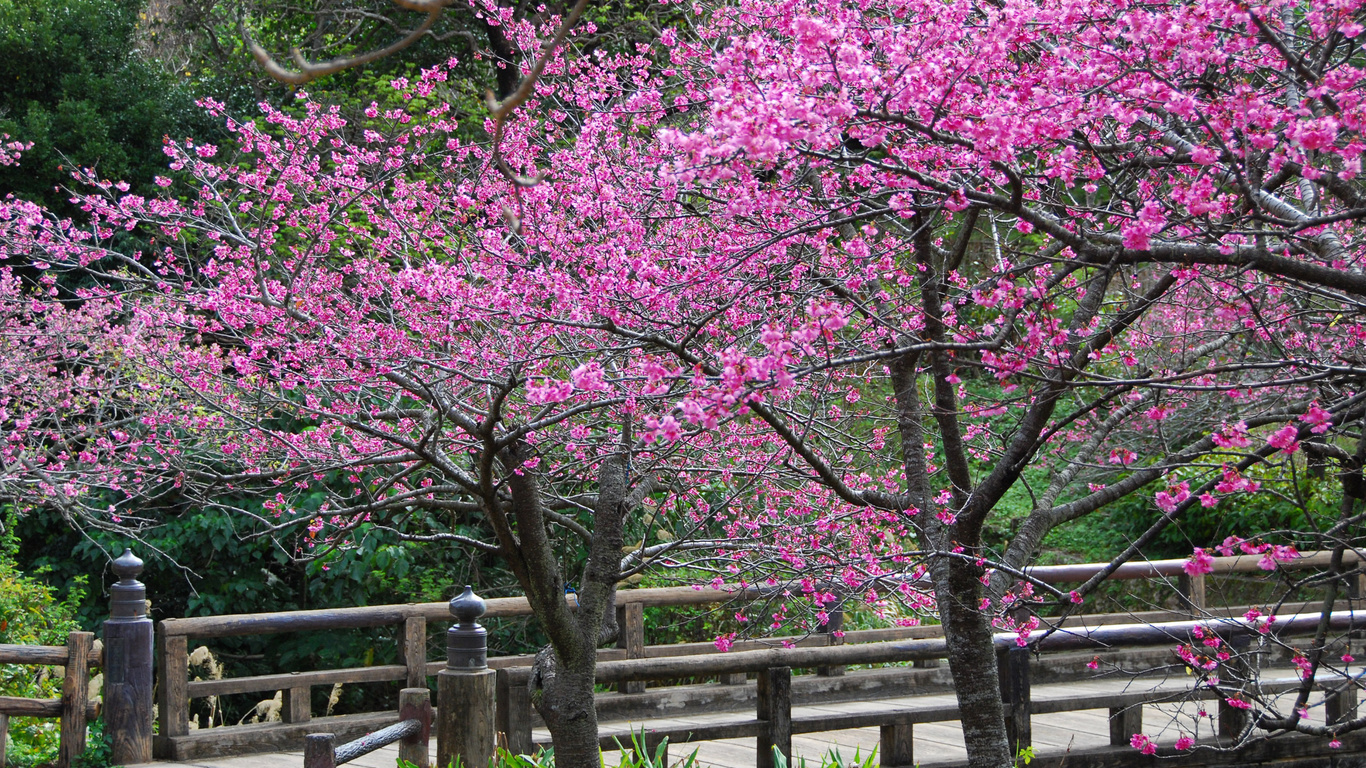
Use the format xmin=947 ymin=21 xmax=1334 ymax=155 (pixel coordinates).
xmin=530 ymin=647 xmax=601 ymax=768
xmin=930 ymin=556 xmax=1013 ymax=768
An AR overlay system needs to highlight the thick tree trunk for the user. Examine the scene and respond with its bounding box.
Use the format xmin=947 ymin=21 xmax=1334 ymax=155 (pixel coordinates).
xmin=931 ymin=557 xmax=1014 ymax=768
xmin=531 ymin=647 xmax=601 ymax=768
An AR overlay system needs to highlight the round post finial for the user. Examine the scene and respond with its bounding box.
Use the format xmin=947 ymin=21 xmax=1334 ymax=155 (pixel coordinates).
xmin=446 ymin=585 xmax=488 ymax=670
xmin=449 ymin=585 xmax=486 ymax=625
xmin=112 ymin=548 xmax=144 ymax=582
xmin=109 ymin=547 xmax=148 ymax=619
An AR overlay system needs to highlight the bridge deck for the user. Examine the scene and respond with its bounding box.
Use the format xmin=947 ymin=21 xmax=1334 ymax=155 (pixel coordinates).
xmin=151 ymin=670 xmax=1324 ymax=768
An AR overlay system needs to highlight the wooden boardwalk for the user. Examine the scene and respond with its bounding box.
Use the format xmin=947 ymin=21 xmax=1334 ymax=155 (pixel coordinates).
xmin=148 ymin=669 xmax=1326 ymax=768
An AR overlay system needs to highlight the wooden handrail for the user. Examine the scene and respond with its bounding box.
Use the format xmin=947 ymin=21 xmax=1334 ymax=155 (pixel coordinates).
xmin=501 ymin=609 xmax=1366 ymax=684
xmin=158 ymin=550 xmax=1360 ymax=640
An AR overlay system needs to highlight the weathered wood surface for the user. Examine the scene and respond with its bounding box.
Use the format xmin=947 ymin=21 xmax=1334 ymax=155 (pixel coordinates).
xmin=58 ymin=631 xmax=93 ymax=768
xmin=0 ymin=696 xmax=62 ymax=717
xmin=186 ymin=665 xmax=408 ymax=698
xmin=0 ymin=644 xmax=68 ymax=665
xmin=437 ymin=669 xmax=494 ymax=768
xmin=0 ymin=697 xmax=99 ymax=720
xmin=574 ymin=610 xmax=1366 ymax=682
xmin=397 ymin=688 xmax=432 ymax=768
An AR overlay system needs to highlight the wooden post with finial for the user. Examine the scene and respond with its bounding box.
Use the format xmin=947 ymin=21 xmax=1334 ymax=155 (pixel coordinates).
xmin=104 ymin=548 xmax=154 ymax=765
xmin=437 ymin=586 xmax=495 ymax=768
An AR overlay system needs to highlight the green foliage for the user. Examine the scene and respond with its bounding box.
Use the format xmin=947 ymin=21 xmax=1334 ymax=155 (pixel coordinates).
xmin=0 ymin=521 xmax=85 ymax=766
xmin=0 ymin=0 xmax=215 ymax=213
xmin=72 ymin=718 xmax=116 ymax=768
xmin=10 ymin=502 xmax=520 ymax=724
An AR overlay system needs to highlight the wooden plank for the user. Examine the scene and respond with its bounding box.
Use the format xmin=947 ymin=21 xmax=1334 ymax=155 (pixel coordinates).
xmin=156 ymin=631 xmax=190 ymax=744
xmin=0 ymin=697 xmax=62 ymax=717
xmin=1108 ymin=704 xmax=1142 ymax=746
xmin=58 ymin=631 xmax=92 ymax=768
xmin=817 ymin=606 xmax=845 ymax=678
xmin=304 ymin=732 xmax=336 ymax=768
xmin=150 ymin=551 xmax=1356 ymax=641
xmin=502 ymin=669 xmax=534 ymax=755
xmin=880 ymin=723 xmax=913 ymax=768
xmin=0 ymin=645 xmax=67 ymax=666
xmin=617 ymin=602 xmax=646 ymax=695
xmin=756 ymin=667 xmax=791 ymax=768
xmin=1325 ymin=682 xmax=1357 ymax=725
xmin=397 ymin=688 xmax=431 ymax=768
xmin=1178 ymin=572 xmax=1206 ymax=615
xmin=0 ymin=712 xmax=7 ymax=768
xmin=400 ymin=617 xmax=427 ymax=689
xmin=283 ymin=687 xmax=311 ymax=724
xmin=997 ymin=646 xmax=1030 ymax=754
xmin=188 ymin=665 xmax=407 ymax=698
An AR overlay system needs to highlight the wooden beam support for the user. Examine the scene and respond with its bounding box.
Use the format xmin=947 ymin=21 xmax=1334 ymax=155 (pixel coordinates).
xmin=282 ymin=687 xmax=311 ymax=724
xmin=58 ymin=631 xmax=93 ymax=768
xmin=617 ymin=602 xmax=646 ymax=695
xmin=879 ymin=723 xmax=913 ymax=768
xmin=756 ymin=667 xmax=791 ymax=768
xmin=401 ymin=616 xmax=427 ymax=690
xmin=1109 ymin=704 xmax=1143 ymax=746
xmin=817 ymin=606 xmax=845 ymax=678
xmin=998 ymin=646 xmax=1031 ymax=756
xmin=304 ymin=733 xmax=337 ymax=768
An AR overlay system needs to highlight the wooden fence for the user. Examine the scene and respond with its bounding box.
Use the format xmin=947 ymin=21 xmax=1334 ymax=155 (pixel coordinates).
xmin=150 ymin=550 xmax=1364 ymax=761
xmin=0 ymin=632 xmax=99 ymax=768
xmin=0 ymin=548 xmax=154 ymax=768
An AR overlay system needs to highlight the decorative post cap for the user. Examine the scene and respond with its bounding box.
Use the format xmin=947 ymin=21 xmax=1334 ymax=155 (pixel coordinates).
xmin=112 ymin=548 xmax=144 ymax=582
xmin=110 ymin=547 xmax=148 ymax=619
xmin=449 ymin=585 xmax=486 ymax=625
xmin=446 ymin=585 xmax=488 ymax=670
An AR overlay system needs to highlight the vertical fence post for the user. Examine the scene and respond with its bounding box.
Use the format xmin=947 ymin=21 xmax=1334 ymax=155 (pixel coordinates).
xmin=154 ymin=628 xmax=189 ymax=759
xmin=1178 ymin=572 xmax=1206 ymax=616
xmin=283 ymin=683 xmax=311 ymax=724
xmin=304 ymin=733 xmax=337 ymax=768
xmin=399 ymin=687 xmax=433 ymax=768
xmin=756 ymin=667 xmax=791 ymax=768
xmin=1325 ymin=682 xmax=1358 ymax=726
xmin=0 ymin=712 xmax=8 ymax=768
xmin=104 ymin=548 xmax=154 ymax=765
xmin=438 ymin=586 xmax=495 ymax=768
xmin=997 ymin=646 xmax=1031 ymax=757
xmin=816 ymin=600 xmax=845 ymax=678
xmin=495 ymin=668 xmax=534 ymax=756
xmin=616 ymin=601 xmax=646 ymax=694
xmin=879 ymin=721 xmax=913 ymax=768
xmin=401 ymin=615 xmax=428 ymax=690
xmin=58 ymin=631 xmax=93 ymax=768
xmin=1108 ymin=705 xmax=1143 ymax=746
xmin=1217 ymin=636 xmax=1252 ymax=740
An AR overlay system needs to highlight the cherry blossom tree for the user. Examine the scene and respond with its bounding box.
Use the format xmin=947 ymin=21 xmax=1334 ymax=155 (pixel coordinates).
xmin=628 ymin=0 xmax=1366 ymax=762
xmin=4 ymin=0 xmax=1366 ymax=764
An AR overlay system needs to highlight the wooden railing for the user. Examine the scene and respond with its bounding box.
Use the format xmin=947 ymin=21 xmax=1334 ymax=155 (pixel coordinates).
xmin=150 ymin=550 xmax=1364 ymax=761
xmin=0 ymin=632 xmax=100 ymax=768
xmin=492 ymin=610 xmax=1364 ymax=767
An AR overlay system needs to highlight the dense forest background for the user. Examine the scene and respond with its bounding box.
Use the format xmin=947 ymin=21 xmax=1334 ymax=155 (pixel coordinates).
xmin=0 ymin=0 xmax=1333 ymax=756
